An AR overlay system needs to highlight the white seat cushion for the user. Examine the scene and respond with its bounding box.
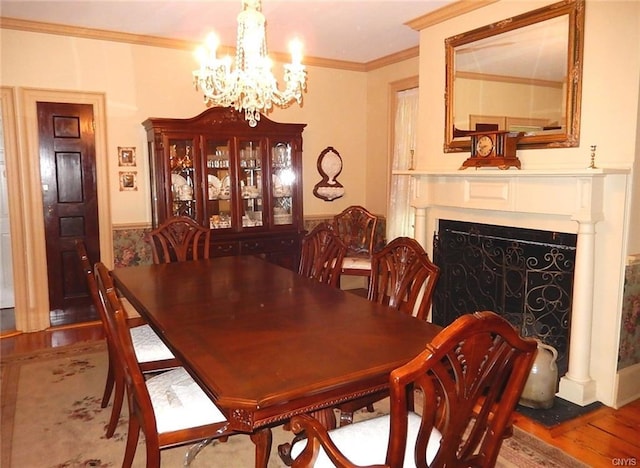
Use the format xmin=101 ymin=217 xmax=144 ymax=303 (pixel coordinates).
xmin=290 ymin=412 xmax=441 ymax=467
xmin=342 ymin=257 xmax=372 ymax=271
xmin=147 ymin=367 xmax=227 ymax=434
xmin=129 ymin=324 xmax=175 ymax=363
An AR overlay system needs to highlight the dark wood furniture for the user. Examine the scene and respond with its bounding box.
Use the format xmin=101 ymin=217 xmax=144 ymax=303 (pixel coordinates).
xmin=95 ymin=262 xmax=242 ymax=468
xmin=298 ymin=222 xmax=347 ymax=288
xmin=288 ymin=311 xmax=537 ymax=467
xmin=368 ymin=236 xmax=440 ymax=321
xmin=111 ymin=257 xmax=441 ymax=468
xmin=146 ymin=216 xmax=212 ymax=263
xmin=143 ymin=107 xmax=306 ymax=270
xmin=75 ymin=241 xmax=177 ymax=438
xmin=337 ymin=236 xmax=441 ymax=424
xmin=332 ymin=206 xmax=378 ymax=278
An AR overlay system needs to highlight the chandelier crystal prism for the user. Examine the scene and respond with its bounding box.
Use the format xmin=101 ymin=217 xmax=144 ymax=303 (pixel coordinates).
xmin=193 ymin=0 xmax=307 ymax=127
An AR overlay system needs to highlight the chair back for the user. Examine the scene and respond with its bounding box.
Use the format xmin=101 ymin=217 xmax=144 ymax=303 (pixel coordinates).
xmin=299 ymin=222 xmax=347 ymax=288
xmin=94 ymin=262 xmax=160 ymax=444
xmin=75 ymin=240 xmax=101 ymax=310
xmin=385 ymin=311 xmax=537 ymax=467
xmin=368 ymin=237 xmax=440 ymax=320
xmin=146 ymin=216 xmax=211 ymax=263
xmin=332 ymin=206 xmax=378 ymax=257
xmin=75 ymin=240 xmax=114 ymax=337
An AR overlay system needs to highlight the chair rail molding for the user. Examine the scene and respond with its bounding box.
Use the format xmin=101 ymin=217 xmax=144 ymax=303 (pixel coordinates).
xmin=396 ymin=167 xmax=630 ymax=406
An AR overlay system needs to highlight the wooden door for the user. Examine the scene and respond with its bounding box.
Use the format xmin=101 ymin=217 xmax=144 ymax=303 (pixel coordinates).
xmin=37 ymin=102 xmax=99 ymax=326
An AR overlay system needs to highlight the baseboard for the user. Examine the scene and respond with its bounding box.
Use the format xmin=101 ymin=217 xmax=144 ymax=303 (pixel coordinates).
xmin=615 ymin=362 xmax=640 ymax=408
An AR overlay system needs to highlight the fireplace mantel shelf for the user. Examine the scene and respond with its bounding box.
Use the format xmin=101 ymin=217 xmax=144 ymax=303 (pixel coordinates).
xmin=393 ymin=167 xmax=629 ymax=177
xmin=400 ymin=166 xmax=629 ymax=224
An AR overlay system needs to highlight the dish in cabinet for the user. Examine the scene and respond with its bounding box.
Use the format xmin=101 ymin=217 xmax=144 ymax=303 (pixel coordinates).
xmin=208 ymin=174 xmax=221 ymax=199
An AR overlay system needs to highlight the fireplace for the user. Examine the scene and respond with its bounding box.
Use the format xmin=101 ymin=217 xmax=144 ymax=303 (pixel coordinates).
xmin=432 ymin=220 xmax=577 ymax=376
xmin=399 ymin=168 xmax=631 ymax=406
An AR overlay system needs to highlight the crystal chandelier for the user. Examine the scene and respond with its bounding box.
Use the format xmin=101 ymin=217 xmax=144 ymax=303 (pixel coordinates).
xmin=193 ymin=0 xmax=307 ymax=127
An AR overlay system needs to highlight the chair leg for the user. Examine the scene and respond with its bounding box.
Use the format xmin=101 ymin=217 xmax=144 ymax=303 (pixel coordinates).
xmin=105 ymin=373 xmax=124 ymax=438
xmin=122 ymin=415 xmax=140 ymax=468
xmin=145 ymin=443 xmax=161 ymax=468
xmin=101 ymin=359 xmax=115 ymax=408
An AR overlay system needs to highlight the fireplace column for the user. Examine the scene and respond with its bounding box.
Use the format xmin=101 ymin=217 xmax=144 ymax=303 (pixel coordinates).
xmin=414 ymin=207 xmax=428 ymax=249
xmin=558 ymin=220 xmax=598 ymax=405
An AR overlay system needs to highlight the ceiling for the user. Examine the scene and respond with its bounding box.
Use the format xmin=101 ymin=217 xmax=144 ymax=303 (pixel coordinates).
xmin=0 ymin=0 xmax=458 ymax=64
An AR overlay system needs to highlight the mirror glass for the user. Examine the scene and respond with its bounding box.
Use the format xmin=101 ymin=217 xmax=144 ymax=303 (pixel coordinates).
xmin=444 ymin=0 xmax=584 ymax=152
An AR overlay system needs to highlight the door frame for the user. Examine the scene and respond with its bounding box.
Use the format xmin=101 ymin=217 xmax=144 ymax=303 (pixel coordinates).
xmin=1 ymin=88 xmax=25 ymax=322
xmin=7 ymin=87 xmax=112 ymax=332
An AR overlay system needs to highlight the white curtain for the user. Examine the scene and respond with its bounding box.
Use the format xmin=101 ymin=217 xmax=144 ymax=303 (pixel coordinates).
xmin=387 ymin=87 xmax=418 ymax=242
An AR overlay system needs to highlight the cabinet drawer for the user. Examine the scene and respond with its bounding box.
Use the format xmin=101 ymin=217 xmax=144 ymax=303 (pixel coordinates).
xmin=269 ymin=236 xmax=299 ymax=251
xmin=240 ymin=236 xmax=300 ymax=254
xmin=240 ymin=238 xmax=269 ymax=254
xmin=211 ymin=241 xmax=239 ymax=257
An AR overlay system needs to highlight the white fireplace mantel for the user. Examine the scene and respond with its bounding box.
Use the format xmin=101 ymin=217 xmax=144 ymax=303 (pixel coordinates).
xmin=397 ymin=167 xmax=630 ymax=406
xmin=394 ymin=167 xmax=629 ymax=222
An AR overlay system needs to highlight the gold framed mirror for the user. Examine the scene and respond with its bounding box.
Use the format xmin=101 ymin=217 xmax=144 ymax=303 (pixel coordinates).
xmin=444 ymin=0 xmax=585 ymax=152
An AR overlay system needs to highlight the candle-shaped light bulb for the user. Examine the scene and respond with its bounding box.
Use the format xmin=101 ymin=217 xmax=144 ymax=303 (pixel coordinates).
xmin=289 ymin=39 xmax=303 ymax=65
xmin=222 ymin=55 xmax=232 ymax=70
xmin=195 ymin=46 xmax=208 ymax=70
xmin=205 ymin=33 xmax=219 ymax=54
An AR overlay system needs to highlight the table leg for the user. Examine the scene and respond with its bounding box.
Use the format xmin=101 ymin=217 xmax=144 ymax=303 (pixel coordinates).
xmin=250 ymin=427 xmax=272 ymax=468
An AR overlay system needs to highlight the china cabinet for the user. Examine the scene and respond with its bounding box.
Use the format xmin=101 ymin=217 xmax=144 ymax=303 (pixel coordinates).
xmin=143 ymin=107 xmax=306 ymax=269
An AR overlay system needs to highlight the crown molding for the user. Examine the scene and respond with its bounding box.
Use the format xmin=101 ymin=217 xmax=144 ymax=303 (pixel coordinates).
xmin=0 ymin=17 xmax=368 ymax=72
xmin=405 ymin=0 xmax=500 ymax=31
xmin=0 ymin=17 xmax=195 ymax=50
xmin=1 ymin=1 xmax=496 ymax=74
xmin=365 ymin=47 xmax=419 ymax=72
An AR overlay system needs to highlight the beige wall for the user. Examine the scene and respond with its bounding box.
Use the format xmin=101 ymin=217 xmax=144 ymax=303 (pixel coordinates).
xmin=0 ymin=28 xmax=376 ymax=224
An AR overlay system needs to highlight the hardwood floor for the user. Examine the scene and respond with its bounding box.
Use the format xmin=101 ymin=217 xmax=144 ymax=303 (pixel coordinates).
xmin=1 ymin=323 xmax=639 ymax=466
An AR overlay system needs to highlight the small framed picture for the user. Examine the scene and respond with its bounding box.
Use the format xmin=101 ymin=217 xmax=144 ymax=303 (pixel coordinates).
xmin=118 ymin=146 xmax=136 ymax=166
xmin=119 ymin=171 xmax=137 ymax=191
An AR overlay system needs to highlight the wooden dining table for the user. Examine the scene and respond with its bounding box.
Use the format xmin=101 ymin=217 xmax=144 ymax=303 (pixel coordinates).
xmin=112 ymin=255 xmax=441 ymax=467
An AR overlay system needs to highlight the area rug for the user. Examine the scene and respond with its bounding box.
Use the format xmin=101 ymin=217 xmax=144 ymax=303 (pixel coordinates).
xmin=1 ymin=341 xmax=587 ymax=467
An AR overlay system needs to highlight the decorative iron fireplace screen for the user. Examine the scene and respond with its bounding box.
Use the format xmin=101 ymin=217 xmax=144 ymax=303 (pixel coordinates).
xmin=432 ymin=220 xmax=577 ymax=376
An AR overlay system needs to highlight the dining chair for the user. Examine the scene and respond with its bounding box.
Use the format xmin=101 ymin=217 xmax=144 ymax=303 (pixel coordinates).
xmin=331 ymin=206 xmax=378 ymax=280
xmin=337 ymin=236 xmax=441 ymax=425
xmin=94 ymin=261 xmax=244 ymax=468
xmin=287 ymin=311 xmax=538 ymax=468
xmin=367 ymin=236 xmax=440 ymax=321
xmin=75 ymin=240 xmax=177 ymax=439
xmin=299 ymin=222 xmax=348 ymax=288
xmin=146 ymin=216 xmax=211 ymax=263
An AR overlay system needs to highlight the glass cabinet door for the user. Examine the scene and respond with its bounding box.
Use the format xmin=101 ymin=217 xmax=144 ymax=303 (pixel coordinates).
xmin=238 ymin=139 xmax=264 ymax=228
xmin=205 ymin=138 xmax=233 ymax=229
xmin=168 ymin=138 xmax=196 ymax=220
xmin=271 ymin=141 xmax=295 ymax=226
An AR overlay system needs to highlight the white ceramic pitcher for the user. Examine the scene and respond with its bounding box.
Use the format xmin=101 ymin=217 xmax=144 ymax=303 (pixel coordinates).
xmin=519 ymin=339 xmax=558 ymax=409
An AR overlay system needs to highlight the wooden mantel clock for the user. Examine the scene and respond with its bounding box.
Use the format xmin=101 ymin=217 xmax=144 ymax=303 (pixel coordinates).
xmin=460 ymin=130 xmax=525 ymax=170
